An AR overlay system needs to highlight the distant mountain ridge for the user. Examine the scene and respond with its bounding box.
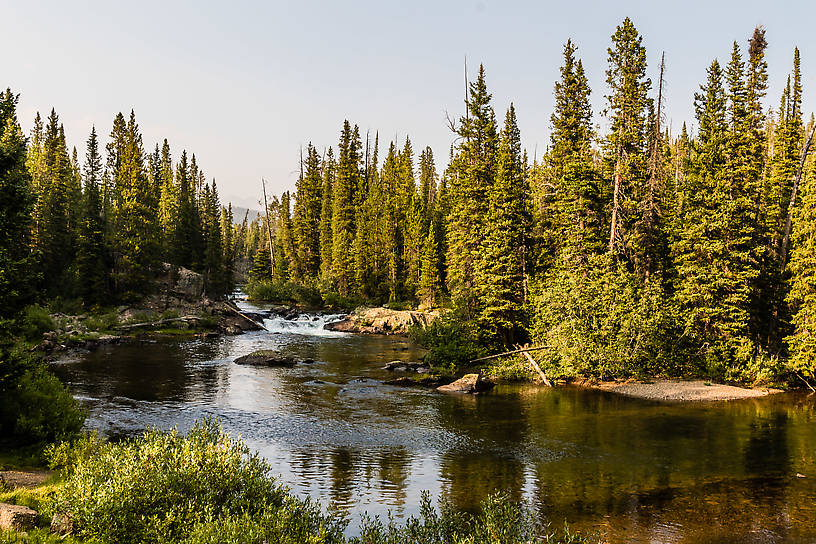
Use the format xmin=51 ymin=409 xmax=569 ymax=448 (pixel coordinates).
xmin=230 ymin=206 xmax=261 ymax=225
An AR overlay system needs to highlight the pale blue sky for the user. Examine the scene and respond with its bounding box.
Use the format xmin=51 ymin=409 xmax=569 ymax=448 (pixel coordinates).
xmin=3 ymin=1 xmax=812 ymax=209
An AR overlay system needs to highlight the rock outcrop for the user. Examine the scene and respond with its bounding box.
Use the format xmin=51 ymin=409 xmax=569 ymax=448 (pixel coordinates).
xmin=436 ymin=374 xmax=494 ymax=394
xmin=325 ymin=307 xmax=441 ymax=335
xmin=0 ymin=503 xmax=37 ymax=531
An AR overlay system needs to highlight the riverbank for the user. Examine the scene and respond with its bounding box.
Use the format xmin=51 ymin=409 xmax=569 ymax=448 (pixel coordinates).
xmin=592 ymin=379 xmax=782 ymax=401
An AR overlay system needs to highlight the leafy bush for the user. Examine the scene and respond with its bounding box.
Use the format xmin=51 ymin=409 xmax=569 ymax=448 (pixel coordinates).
xmin=84 ymin=311 xmax=119 ymax=332
xmin=481 ymin=356 xmax=536 ymax=382
xmin=409 ymin=314 xmax=482 ymax=373
xmin=51 ymin=419 xmax=342 ymax=544
xmin=529 ymin=256 xmax=683 ymax=380
xmin=245 ymin=279 xmax=323 ymax=307
xmin=0 ymin=351 xmax=85 ymax=445
xmin=20 ymin=305 xmax=55 ymax=341
xmin=351 ymin=491 xmax=598 ymax=544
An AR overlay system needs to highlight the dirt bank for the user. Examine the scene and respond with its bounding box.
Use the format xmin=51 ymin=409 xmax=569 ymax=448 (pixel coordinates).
xmin=595 ymin=379 xmax=782 ymax=402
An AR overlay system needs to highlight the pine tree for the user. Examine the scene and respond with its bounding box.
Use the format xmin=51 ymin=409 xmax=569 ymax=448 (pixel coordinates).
xmin=76 ymin=127 xmax=108 ymax=305
xmin=319 ymin=147 xmax=335 ymax=281
xmin=786 ymin=153 xmax=816 ymax=377
xmin=332 ymin=121 xmax=362 ymax=295
xmin=0 ymin=89 xmax=34 ymax=316
xmin=294 ymin=144 xmax=322 ymax=278
xmin=157 ymin=140 xmax=177 ymax=260
xmin=477 ymin=104 xmax=530 ymax=344
xmin=549 ymin=39 xmax=602 ymax=265
xmin=605 ymin=17 xmax=652 ymax=271
xmin=111 ymin=111 xmax=158 ymax=295
xmin=34 ymin=109 xmax=77 ymax=293
xmin=418 ymin=218 xmax=442 ymax=307
xmin=220 ymin=204 xmax=236 ymax=295
xmin=447 ymin=64 xmax=498 ymax=317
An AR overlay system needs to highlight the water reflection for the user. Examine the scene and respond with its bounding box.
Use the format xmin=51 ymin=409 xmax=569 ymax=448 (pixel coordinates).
xmin=52 ymin=309 xmax=816 ymax=543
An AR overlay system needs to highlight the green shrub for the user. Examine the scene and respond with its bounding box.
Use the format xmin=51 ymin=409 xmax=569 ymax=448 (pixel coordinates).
xmin=0 ymin=355 xmax=85 ymax=445
xmin=51 ymin=419 xmax=341 ymax=544
xmin=529 ymin=255 xmax=683 ymax=380
xmin=48 ymin=297 xmax=85 ymax=316
xmin=322 ymin=291 xmax=363 ymax=312
xmin=245 ymin=279 xmax=324 ymax=307
xmin=20 ymin=305 xmax=55 ymax=341
xmin=85 ymin=311 xmax=119 ymax=332
xmin=351 ymin=491 xmax=598 ymax=544
xmin=409 ymin=314 xmax=482 ymax=373
xmin=481 ymin=356 xmax=536 ymax=382
xmin=0 ymin=528 xmax=86 ymax=544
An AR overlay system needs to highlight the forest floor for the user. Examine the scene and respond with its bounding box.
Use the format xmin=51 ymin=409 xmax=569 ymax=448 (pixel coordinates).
xmin=594 ymin=379 xmax=782 ymax=401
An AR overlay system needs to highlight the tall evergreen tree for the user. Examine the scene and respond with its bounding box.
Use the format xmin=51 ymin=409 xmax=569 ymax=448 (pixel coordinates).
xmin=332 ymin=122 xmax=362 ymax=295
xmin=0 ymin=89 xmax=34 ymax=316
xmin=76 ymin=127 xmax=108 ymax=305
xmin=447 ymin=64 xmax=498 ymax=317
xmin=549 ymin=39 xmax=602 ymax=265
xmin=605 ymin=17 xmax=652 ymax=272
xmin=477 ymin=104 xmax=530 ymax=344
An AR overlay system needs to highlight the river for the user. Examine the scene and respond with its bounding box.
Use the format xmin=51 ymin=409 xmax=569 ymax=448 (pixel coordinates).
xmin=51 ymin=299 xmax=816 ymax=543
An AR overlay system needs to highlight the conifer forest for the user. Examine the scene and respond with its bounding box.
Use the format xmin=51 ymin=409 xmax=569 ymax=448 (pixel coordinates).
xmin=2 ymin=14 xmax=816 ymax=544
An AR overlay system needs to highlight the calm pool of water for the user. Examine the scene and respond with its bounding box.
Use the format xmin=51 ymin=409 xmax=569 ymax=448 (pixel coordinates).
xmin=51 ymin=301 xmax=816 ymax=543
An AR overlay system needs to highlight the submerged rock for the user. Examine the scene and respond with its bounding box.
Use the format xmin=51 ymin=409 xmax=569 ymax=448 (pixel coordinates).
xmin=234 ymin=350 xmax=297 ymax=367
xmin=437 ymin=374 xmax=494 ymax=394
xmin=385 ymin=375 xmax=454 ymax=388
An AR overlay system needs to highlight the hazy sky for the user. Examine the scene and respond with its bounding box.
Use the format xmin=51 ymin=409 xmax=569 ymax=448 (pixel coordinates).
xmin=3 ymin=1 xmax=813 ymax=209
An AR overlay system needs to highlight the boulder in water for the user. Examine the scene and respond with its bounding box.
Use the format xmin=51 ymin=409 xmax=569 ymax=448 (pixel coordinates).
xmin=234 ymin=350 xmax=297 ymax=367
xmin=437 ymin=374 xmax=494 ymax=394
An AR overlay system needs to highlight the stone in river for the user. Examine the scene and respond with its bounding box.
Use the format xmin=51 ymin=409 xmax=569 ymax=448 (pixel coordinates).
xmin=234 ymin=350 xmax=297 ymax=367
xmin=437 ymin=374 xmax=494 ymax=394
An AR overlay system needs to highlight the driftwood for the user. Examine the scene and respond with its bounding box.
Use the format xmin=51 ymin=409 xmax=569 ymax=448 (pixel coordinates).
xmin=117 ymin=316 xmax=201 ymax=330
xmin=225 ymin=303 xmax=268 ymax=331
xmin=797 ymin=372 xmax=816 ymax=393
xmin=470 ymin=345 xmax=548 ymax=363
xmin=516 ymin=345 xmax=552 ymax=387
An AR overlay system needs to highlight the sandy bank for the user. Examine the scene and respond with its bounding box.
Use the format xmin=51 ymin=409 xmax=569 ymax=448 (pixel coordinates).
xmin=595 ymin=379 xmax=782 ymax=402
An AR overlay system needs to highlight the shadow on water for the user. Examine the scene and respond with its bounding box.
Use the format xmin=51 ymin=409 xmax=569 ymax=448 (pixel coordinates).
xmin=52 ymin=303 xmax=816 ymax=543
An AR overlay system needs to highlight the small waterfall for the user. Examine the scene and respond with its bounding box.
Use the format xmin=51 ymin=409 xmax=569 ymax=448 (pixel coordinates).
xmin=262 ymin=313 xmax=347 ymax=337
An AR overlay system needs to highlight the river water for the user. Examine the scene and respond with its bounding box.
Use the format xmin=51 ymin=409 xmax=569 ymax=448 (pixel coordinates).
xmin=51 ymin=300 xmax=816 ymax=543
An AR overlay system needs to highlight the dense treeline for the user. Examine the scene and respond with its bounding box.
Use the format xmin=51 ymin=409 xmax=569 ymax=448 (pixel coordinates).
xmin=251 ymin=19 xmax=816 ymax=383
xmin=0 ymin=92 xmax=239 ymax=444
xmin=6 ymin=99 xmax=237 ymax=309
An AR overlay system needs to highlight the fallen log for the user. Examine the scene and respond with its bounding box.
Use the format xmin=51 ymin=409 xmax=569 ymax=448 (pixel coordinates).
xmin=225 ymin=302 xmax=268 ymax=331
xmin=117 ymin=316 xmax=201 ymax=330
xmin=469 ymin=345 xmax=548 ymax=363
xmin=516 ymin=345 xmax=552 ymax=387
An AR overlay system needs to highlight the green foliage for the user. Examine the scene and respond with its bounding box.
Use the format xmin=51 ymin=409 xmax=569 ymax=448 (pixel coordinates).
xmin=0 ymin=351 xmax=85 ymax=445
xmin=0 ymin=528 xmax=86 ymax=544
xmin=351 ymin=492 xmax=598 ymax=544
xmin=530 ymin=256 xmax=681 ymax=380
xmin=245 ymin=279 xmax=323 ymax=307
xmin=50 ymin=419 xmax=343 ymax=544
xmin=84 ymin=311 xmax=119 ymax=332
xmin=481 ymin=356 xmax=536 ymax=382
xmin=20 ymin=305 xmax=55 ymax=341
xmin=409 ymin=314 xmax=482 ymax=373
